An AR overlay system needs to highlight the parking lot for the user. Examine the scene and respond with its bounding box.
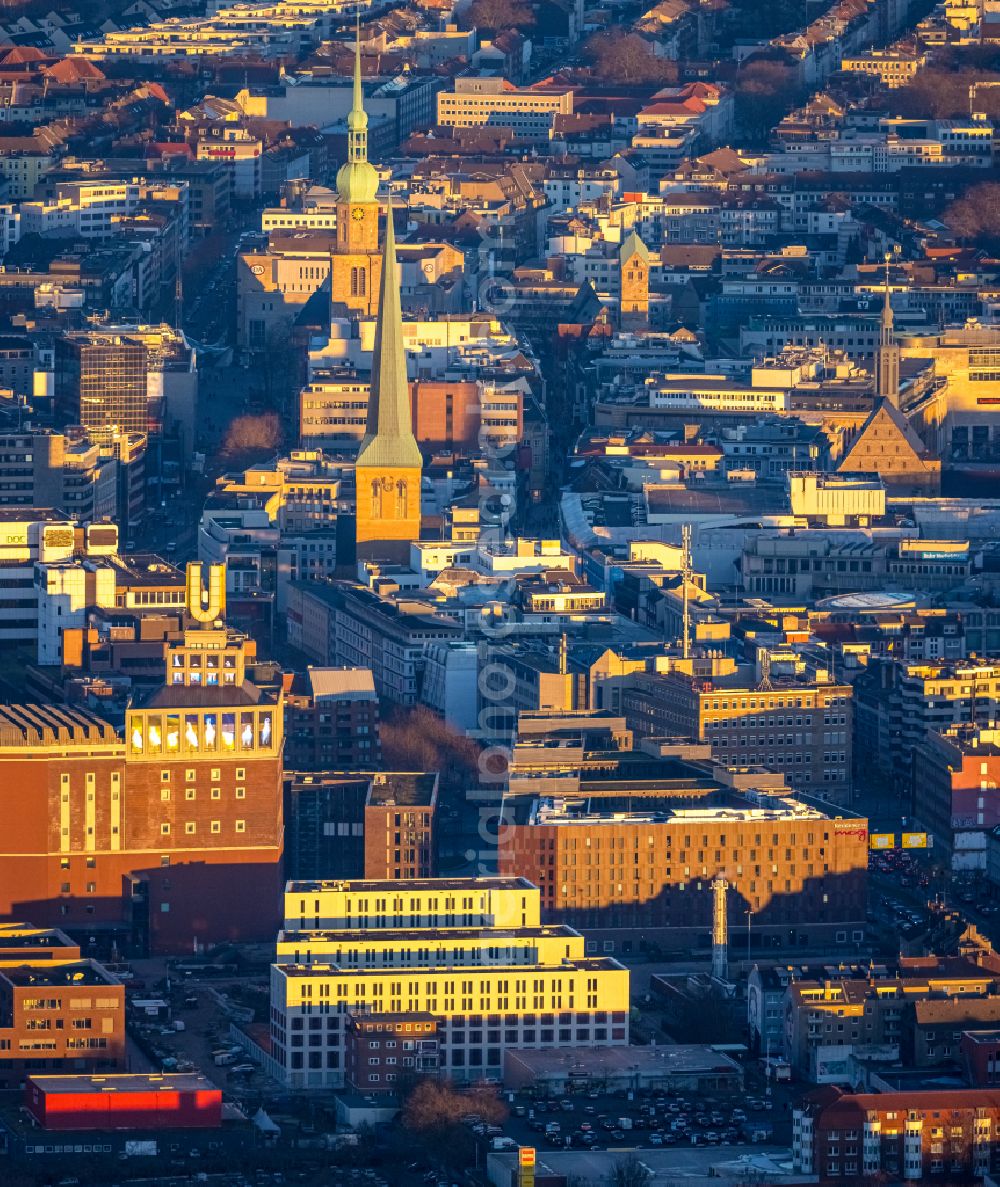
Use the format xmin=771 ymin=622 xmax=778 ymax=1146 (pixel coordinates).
xmin=126 ymin=958 xmax=285 ymax=1109
xmin=485 ymin=1085 xmax=782 ymax=1154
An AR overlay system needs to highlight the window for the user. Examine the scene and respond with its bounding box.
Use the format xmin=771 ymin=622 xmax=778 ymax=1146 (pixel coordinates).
xmin=161 ymin=823 xmax=170 ymax=835
xmin=235 ymin=820 xmax=246 ymax=833
xmin=211 ymin=821 xmax=221 ymax=834
xmin=236 ymin=787 xmax=246 ymax=799
xmin=211 ymin=787 xmax=221 ymax=800
xmin=185 ymin=788 xmax=196 ymax=801
xmin=185 ymin=822 xmax=197 ymax=835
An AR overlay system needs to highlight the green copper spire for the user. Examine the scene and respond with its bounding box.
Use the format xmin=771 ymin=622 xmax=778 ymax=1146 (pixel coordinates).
xmin=357 ymin=208 xmax=422 ymax=470
xmin=336 ymin=15 xmax=379 ymax=204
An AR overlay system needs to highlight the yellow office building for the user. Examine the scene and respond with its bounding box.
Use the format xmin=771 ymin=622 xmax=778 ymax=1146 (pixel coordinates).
xmin=269 ymin=877 xmax=630 ymax=1089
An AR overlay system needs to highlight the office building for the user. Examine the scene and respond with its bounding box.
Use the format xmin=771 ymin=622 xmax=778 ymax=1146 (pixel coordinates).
xmin=436 ymin=78 xmax=573 ymax=139
xmin=266 ymin=877 xmax=629 ymax=1089
xmin=54 ymin=333 xmax=148 ymax=443
xmin=0 ymin=509 xmax=115 ymax=646
xmin=622 ymin=669 xmax=854 ymax=802
xmin=500 ymin=783 xmax=868 ymax=953
xmin=285 ymin=770 xmax=436 ymax=881
xmin=0 ymin=931 xmax=126 ymax=1089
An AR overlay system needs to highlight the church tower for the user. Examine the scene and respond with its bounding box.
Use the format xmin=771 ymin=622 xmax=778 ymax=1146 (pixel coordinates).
xmin=619 ymin=230 xmax=650 ymax=331
xmin=354 ymin=209 xmax=423 ymax=563
xmin=330 ymin=20 xmax=381 ymax=316
xmin=876 ymin=257 xmax=900 ymax=407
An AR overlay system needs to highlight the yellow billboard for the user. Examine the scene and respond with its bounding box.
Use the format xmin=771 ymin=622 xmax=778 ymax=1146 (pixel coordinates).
xmin=519 ymin=1146 xmax=535 ymax=1187
xmin=870 ymin=833 xmax=895 ymax=850
xmin=902 ymin=832 xmax=928 ymax=849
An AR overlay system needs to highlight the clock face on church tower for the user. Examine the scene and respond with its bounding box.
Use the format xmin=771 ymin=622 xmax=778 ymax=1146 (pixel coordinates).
xmin=351 ymin=208 xmax=366 ymax=222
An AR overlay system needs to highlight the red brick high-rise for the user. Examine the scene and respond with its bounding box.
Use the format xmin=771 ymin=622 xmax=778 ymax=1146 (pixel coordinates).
xmin=0 ymin=625 xmax=283 ymax=954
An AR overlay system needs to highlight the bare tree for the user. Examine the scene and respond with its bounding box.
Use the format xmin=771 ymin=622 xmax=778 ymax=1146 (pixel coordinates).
xmin=606 ymin=1154 xmax=653 ymax=1187
xmin=380 ymin=704 xmax=480 ymax=797
xmin=943 ymin=182 xmax=1000 ymax=247
xmin=584 ymin=31 xmax=677 ymax=86
xmin=462 ymin=0 xmax=535 ymax=31
xmin=220 ymin=412 xmax=282 ymax=461
xmin=735 ymin=58 xmax=803 ymax=143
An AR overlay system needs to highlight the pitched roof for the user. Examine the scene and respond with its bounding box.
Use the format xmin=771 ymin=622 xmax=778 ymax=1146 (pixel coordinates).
xmin=43 ymin=56 xmax=104 ymax=81
xmin=620 ymin=229 xmax=649 ymax=264
xmin=839 ymin=398 xmax=934 ymax=469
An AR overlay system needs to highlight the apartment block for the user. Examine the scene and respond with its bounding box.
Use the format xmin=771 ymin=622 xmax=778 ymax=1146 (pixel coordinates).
xmin=782 ymin=955 xmax=1000 ymax=1079
xmin=283 ymin=667 xmax=380 ymax=772
xmin=793 ymin=1086 xmax=1000 ymax=1181
xmin=854 ymin=659 xmax=1000 ymax=787
xmin=345 ymin=1013 xmax=440 ymax=1093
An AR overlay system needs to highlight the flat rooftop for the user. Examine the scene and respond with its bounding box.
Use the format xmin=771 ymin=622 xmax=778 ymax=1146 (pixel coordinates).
xmin=29 ymin=1073 xmax=218 ymax=1095
xmin=526 ymin=790 xmax=828 ymax=827
xmin=504 ymin=1044 xmax=741 ymax=1078
xmin=0 ymin=926 xmax=76 ymax=952
xmin=0 ymin=506 xmax=68 ymax=524
xmin=5 ymin=961 xmax=118 ymax=987
xmin=111 ymin=555 xmax=184 ymax=586
xmin=276 ymin=956 xmax=623 ymax=978
xmin=285 ymin=876 xmax=535 ymax=895
xmin=277 ymin=925 xmax=577 ymax=944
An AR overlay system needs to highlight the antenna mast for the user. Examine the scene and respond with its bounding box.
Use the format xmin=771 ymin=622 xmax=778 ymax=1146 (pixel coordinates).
xmin=711 ymin=876 xmax=729 ymax=982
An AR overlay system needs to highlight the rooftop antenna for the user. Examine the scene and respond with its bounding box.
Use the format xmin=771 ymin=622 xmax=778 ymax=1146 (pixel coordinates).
xmin=559 ymin=631 xmax=568 ymax=676
xmin=757 ymin=650 xmax=773 ymax=692
xmin=681 ymin=522 xmax=692 ymax=660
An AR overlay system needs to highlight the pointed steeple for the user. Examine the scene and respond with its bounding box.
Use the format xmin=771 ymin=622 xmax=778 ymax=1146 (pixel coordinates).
xmin=876 ymin=252 xmax=900 ymax=406
xmin=357 ymin=208 xmax=422 ymax=469
xmin=335 ymin=16 xmax=378 ymax=205
xmin=880 ymin=253 xmax=894 ymax=341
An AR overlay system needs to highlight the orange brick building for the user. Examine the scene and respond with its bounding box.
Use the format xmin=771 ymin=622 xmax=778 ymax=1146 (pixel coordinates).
xmin=499 ymin=790 xmax=868 ymax=953
xmin=0 ymin=932 xmax=125 ymax=1088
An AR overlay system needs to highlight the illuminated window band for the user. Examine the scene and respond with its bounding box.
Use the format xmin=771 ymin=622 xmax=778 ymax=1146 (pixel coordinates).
xmin=128 ymin=709 xmax=274 ymax=755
